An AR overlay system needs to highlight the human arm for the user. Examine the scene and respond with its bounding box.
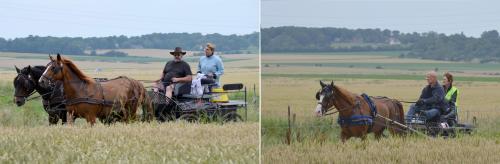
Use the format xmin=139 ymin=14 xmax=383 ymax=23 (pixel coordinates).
xmin=422 ymin=86 xmax=444 ymax=105
xmin=172 ymin=75 xmax=192 ymax=83
xmin=214 ymin=57 xmax=224 ymax=78
xmin=197 ymin=59 xmax=202 ymax=74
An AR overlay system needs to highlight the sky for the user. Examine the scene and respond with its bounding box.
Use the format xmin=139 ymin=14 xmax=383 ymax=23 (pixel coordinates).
xmin=0 ymin=0 xmax=259 ymax=39
xmin=262 ymin=0 xmax=500 ymax=37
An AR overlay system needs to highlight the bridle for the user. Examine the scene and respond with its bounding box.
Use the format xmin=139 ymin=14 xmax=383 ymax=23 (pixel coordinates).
xmin=316 ymin=85 xmax=361 ymax=117
xmin=14 ymin=73 xmax=36 ymax=98
xmin=40 ymin=60 xmax=62 ymax=85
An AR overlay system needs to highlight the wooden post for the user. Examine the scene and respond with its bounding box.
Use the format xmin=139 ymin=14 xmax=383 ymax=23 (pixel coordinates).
xmin=253 ymin=83 xmax=257 ymax=108
xmin=245 ymin=86 xmax=248 ymax=121
xmin=290 ymin=113 xmax=299 ymax=141
xmin=286 ymin=105 xmax=291 ymax=145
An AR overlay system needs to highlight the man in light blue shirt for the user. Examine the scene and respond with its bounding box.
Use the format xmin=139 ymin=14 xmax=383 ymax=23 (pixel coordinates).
xmin=198 ymin=43 xmax=224 ymax=87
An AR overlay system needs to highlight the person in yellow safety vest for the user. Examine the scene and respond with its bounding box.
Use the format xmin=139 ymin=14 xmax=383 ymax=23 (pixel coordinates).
xmin=442 ymin=72 xmax=459 ymax=125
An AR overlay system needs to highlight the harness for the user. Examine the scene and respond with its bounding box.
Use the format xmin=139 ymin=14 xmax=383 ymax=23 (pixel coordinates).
xmin=65 ymin=80 xmax=116 ymax=106
xmin=337 ymin=93 xmax=378 ymax=130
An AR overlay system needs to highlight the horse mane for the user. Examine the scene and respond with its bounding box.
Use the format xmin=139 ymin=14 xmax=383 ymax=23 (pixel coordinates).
xmin=32 ymin=65 xmax=46 ymax=72
xmin=60 ymin=57 xmax=95 ymax=83
xmin=333 ymin=85 xmax=356 ymax=105
xmin=29 ymin=65 xmax=46 ymax=79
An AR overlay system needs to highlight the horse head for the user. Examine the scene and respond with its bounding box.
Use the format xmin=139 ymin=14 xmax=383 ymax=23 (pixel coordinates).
xmin=13 ymin=65 xmax=36 ymax=106
xmin=315 ymin=80 xmax=336 ymax=117
xmin=39 ymin=54 xmax=64 ymax=88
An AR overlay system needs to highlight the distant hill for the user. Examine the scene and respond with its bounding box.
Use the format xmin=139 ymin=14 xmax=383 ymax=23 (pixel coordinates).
xmin=262 ymin=26 xmax=500 ymax=63
xmin=0 ymin=32 xmax=259 ymax=55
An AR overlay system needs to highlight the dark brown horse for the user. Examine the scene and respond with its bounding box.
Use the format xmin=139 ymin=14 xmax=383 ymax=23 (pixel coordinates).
xmin=39 ymin=54 xmax=153 ymax=125
xmin=13 ymin=65 xmax=67 ymax=125
xmin=315 ymin=81 xmax=405 ymax=142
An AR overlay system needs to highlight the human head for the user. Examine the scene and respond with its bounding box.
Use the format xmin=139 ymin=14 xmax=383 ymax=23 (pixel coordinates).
xmin=170 ymin=47 xmax=186 ymax=62
xmin=443 ymin=72 xmax=453 ymax=87
xmin=205 ymin=43 xmax=215 ymax=57
xmin=426 ymin=71 xmax=438 ymax=86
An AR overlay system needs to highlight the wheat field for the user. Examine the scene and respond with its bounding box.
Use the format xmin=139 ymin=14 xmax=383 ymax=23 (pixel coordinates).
xmin=0 ymin=51 xmax=259 ymax=163
xmin=262 ymin=52 xmax=500 ymax=163
xmin=0 ymin=123 xmax=258 ymax=163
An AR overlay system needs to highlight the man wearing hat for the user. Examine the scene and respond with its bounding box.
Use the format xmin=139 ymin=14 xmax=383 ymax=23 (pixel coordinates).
xmin=160 ymin=47 xmax=192 ymax=101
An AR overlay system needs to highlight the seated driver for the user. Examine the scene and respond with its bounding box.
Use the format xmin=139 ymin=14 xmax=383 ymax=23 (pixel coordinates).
xmin=406 ymin=71 xmax=448 ymax=123
xmin=158 ymin=47 xmax=192 ymax=102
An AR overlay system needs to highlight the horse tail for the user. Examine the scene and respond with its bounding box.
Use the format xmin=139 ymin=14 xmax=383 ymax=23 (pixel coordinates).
xmin=130 ymin=78 xmax=154 ymax=122
xmin=142 ymin=88 xmax=154 ymax=122
xmin=394 ymin=100 xmax=405 ymax=125
xmin=391 ymin=99 xmax=406 ymax=135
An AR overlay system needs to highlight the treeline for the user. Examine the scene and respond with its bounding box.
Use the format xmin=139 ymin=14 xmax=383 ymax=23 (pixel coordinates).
xmin=408 ymin=31 xmax=500 ymax=62
xmin=262 ymin=26 xmax=500 ymax=62
xmin=0 ymin=32 xmax=259 ymax=55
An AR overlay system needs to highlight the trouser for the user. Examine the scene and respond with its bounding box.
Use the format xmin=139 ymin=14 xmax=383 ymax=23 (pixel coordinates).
xmin=406 ymin=104 xmax=441 ymax=121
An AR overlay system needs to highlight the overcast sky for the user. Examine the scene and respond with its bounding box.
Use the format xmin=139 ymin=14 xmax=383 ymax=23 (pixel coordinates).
xmin=262 ymin=0 xmax=500 ymax=37
xmin=0 ymin=0 xmax=259 ymax=39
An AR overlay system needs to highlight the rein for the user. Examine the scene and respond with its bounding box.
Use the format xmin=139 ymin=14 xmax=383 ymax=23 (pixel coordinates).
xmin=321 ymin=106 xmax=352 ymax=116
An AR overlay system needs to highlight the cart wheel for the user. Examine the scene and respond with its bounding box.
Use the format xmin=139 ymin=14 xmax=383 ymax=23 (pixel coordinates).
xmin=178 ymin=114 xmax=199 ymax=123
xmin=222 ymin=112 xmax=243 ymax=122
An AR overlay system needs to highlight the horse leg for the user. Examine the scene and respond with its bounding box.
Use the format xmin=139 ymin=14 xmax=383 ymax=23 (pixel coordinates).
xmin=48 ymin=114 xmax=58 ymax=125
xmin=374 ymin=128 xmax=385 ymax=140
xmin=85 ymin=112 xmax=97 ymax=126
xmin=67 ymin=110 xmax=74 ymax=126
xmin=340 ymin=130 xmax=351 ymax=143
xmin=61 ymin=110 xmax=67 ymax=125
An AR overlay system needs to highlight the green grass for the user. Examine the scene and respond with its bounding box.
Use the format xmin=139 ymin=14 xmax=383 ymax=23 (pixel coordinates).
xmin=0 ymin=52 xmax=243 ymax=64
xmin=263 ymin=51 xmax=408 ymax=57
xmin=262 ymin=62 xmax=500 ymax=71
xmin=262 ymin=117 xmax=343 ymax=146
xmin=0 ymin=82 xmax=48 ymax=127
xmin=262 ymin=73 xmax=500 ymax=82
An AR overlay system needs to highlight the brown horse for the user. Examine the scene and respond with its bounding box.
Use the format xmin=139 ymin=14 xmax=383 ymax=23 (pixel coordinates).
xmin=315 ymin=81 xmax=405 ymax=142
xmin=39 ymin=54 xmax=153 ymax=125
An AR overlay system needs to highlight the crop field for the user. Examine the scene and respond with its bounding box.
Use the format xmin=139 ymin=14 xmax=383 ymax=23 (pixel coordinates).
xmin=262 ymin=52 xmax=500 ymax=163
xmin=0 ymin=50 xmax=259 ymax=163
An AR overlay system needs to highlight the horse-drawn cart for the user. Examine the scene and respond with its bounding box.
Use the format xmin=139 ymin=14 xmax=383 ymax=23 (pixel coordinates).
xmin=406 ymin=110 xmax=475 ymax=137
xmin=147 ymin=83 xmax=247 ymax=123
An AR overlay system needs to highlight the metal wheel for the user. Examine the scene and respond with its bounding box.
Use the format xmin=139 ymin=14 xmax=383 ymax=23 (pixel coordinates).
xmin=222 ymin=112 xmax=243 ymax=122
xmin=178 ymin=114 xmax=199 ymax=123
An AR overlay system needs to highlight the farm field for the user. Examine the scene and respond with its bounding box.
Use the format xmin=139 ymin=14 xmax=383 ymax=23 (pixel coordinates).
xmin=0 ymin=50 xmax=259 ymax=163
xmin=262 ymin=52 xmax=500 ymax=163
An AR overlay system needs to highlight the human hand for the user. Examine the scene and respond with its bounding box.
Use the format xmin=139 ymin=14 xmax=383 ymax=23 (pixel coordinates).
xmin=416 ymin=99 xmax=424 ymax=106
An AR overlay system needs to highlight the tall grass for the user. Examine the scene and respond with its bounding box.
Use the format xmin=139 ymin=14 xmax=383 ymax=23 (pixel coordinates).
xmin=0 ymin=123 xmax=259 ymax=163
xmin=0 ymin=82 xmax=48 ymax=127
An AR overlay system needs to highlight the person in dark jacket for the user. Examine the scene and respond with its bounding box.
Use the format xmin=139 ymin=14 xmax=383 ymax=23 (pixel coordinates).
xmin=406 ymin=71 xmax=448 ymax=122
xmin=159 ymin=47 xmax=192 ymax=101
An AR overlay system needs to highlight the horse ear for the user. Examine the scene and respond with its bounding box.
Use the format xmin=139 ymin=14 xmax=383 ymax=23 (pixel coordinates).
xmin=27 ymin=65 xmax=31 ymax=72
xmin=15 ymin=65 xmax=20 ymax=73
xmin=320 ymin=81 xmax=326 ymax=88
xmin=49 ymin=54 xmax=54 ymax=61
xmin=331 ymin=81 xmax=334 ymax=87
xmin=57 ymin=53 xmax=62 ymax=61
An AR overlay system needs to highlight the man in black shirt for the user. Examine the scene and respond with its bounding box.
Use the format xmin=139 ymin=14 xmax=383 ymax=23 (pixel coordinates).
xmin=160 ymin=47 xmax=192 ymax=101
